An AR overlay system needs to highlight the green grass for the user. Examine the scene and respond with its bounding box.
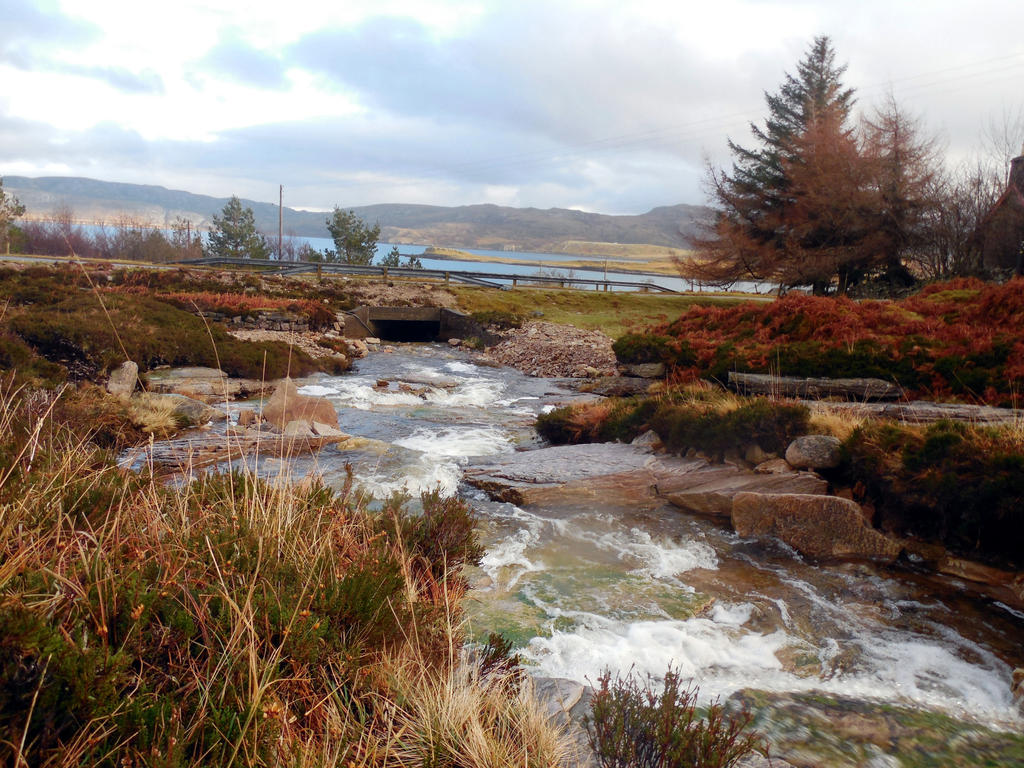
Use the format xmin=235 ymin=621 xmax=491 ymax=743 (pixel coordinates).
xmin=453 ymin=286 xmax=745 ymax=338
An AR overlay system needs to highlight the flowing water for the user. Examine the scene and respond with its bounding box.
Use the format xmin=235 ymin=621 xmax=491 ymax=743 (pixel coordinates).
xmin=238 ymin=343 xmax=1022 ymax=761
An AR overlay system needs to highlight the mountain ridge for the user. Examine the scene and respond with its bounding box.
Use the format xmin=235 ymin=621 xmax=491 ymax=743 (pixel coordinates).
xmin=4 ymin=175 xmax=709 ymax=252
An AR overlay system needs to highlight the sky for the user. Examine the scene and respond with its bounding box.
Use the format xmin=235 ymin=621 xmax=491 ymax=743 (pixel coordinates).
xmin=2 ymin=0 xmax=1023 ymax=215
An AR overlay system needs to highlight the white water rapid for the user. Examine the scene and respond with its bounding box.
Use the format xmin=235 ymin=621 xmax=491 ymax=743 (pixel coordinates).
xmin=264 ymin=344 xmax=1021 ymax=755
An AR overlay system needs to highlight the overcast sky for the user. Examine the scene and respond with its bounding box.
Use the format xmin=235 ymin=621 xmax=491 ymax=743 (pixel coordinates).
xmin=2 ymin=0 xmax=1022 ymax=214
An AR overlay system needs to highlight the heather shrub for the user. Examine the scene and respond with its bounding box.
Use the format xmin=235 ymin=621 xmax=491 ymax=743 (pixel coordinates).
xmin=0 ymin=388 xmax=511 ymax=766
xmin=647 ymin=279 xmax=1024 ymax=403
xmin=651 ymin=398 xmax=809 ymax=457
xmin=613 ymin=333 xmax=695 ymax=367
xmin=583 ymin=667 xmax=765 ymax=768
xmin=842 ymin=420 xmax=1024 ymax=568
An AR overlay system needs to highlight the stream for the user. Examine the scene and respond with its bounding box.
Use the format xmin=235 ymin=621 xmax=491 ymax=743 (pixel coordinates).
xmin=240 ymin=343 xmax=1023 ymax=764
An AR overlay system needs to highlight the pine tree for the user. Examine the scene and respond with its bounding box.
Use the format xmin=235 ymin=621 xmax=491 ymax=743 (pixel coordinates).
xmin=0 ymin=178 xmax=26 ymax=254
xmin=324 ymin=208 xmax=380 ymax=265
xmin=206 ymin=196 xmax=270 ymax=260
xmin=689 ymin=36 xmax=870 ymax=294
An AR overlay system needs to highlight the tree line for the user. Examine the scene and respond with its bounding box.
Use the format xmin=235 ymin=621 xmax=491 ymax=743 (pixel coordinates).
xmin=0 ymin=183 xmax=421 ymax=268
xmin=686 ymin=36 xmax=1023 ymax=295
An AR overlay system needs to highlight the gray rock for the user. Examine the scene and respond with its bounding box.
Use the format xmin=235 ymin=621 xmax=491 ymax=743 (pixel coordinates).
xmin=531 ymin=677 xmax=595 ymax=768
xmin=732 ymin=492 xmax=903 ymax=562
xmin=754 ymin=458 xmax=794 ymax=475
xmin=146 ymin=366 xmax=272 ymax=403
xmin=785 ymin=434 xmax=842 ymax=470
xmin=106 ymin=360 xmax=138 ymax=398
xmin=631 ymin=429 xmax=662 ymax=447
xmin=584 ymin=376 xmax=651 ymax=397
xmin=621 ymin=362 xmax=665 ymax=379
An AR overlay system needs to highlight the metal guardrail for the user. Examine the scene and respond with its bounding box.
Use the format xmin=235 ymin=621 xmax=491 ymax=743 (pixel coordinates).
xmin=175 ymin=257 xmax=678 ymax=293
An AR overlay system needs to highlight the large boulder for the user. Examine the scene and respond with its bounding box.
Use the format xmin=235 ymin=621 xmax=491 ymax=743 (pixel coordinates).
xmin=785 ymin=435 xmax=842 ymax=470
xmin=106 ymin=360 xmax=138 ymax=398
xmin=146 ymin=366 xmax=272 ymax=403
xmin=731 ymin=492 xmax=903 ymax=562
xmin=261 ymin=379 xmax=339 ymax=432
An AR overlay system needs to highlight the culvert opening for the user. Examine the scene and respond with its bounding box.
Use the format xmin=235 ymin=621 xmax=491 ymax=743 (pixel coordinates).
xmin=371 ymin=320 xmax=442 ymax=342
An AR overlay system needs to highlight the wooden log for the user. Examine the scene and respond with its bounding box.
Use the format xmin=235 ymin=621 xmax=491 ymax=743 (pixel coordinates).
xmin=803 ymin=400 xmax=1023 ymax=426
xmin=728 ymin=372 xmax=903 ymax=401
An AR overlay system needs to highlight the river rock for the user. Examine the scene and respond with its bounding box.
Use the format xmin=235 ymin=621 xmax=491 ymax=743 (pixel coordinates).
xmin=531 ymin=678 xmax=595 ymax=768
xmin=106 ymin=360 xmax=138 ymax=398
xmin=237 ymin=409 xmax=258 ymax=427
xmin=283 ymin=420 xmax=316 ymax=438
xmin=311 ymin=421 xmax=346 ymax=438
xmin=732 ymin=492 xmax=903 ymax=562
xmin=937 ymin=555 xmax=1015 ymax=588
xmin=631 ymin=429 xmax=662 ymax=448
xmin=662 ymin=466 xmax=828 ymax=520
xmin=464 ymin=443 xmax=662 ymax=506
xmin=146 ymin=366 xmax=272 ymax=403
xmin=785 ymin=435 xmax=842 ymax=470
xmin=754 ymin=458 xmax=794 ymax=475
xmin=261 ymin=378 xmax=339 ymax=432
xmin=729 ymin=372 xmax=903 ymax=400
xmin=744 ymin=442 xmax=773 ymax=465
xmin=621 ymin=362 xmax=665 ymax=379
xmin=584 ymin=376 xmax=651 ymax=397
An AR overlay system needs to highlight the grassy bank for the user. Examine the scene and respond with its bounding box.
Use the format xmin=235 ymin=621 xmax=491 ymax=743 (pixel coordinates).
xmin=614 ymin=278 xmax=1024 ymax=405
xmin=453 ymin=286 xmax=744 ymax=339
xmin=0 ymin=265 xmax=351 ymax=389
xmin=538 ymin=386 xmax=1024 ymax=569
xmin=0 ymin=385 xmax=569 ymax=766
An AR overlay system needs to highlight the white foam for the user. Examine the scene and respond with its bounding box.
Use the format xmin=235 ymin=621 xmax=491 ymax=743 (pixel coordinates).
xmin=479 ymin=523 xmax=546 ymax=591
xmin=422 ymin=380 xmax=505 ymax=408
xmin=445 ymin=361 xmax=479 ymax=374
xmin=521 ymin=613 xmax=788 ymax=700
xmin=519 ymin=611 xmax=1022 ymax=725
xmin=297 ymin=384 xmax=338 ymax=397
xmin=312 ymin=379 xmax=423 ymax=410
xmin=590 ymin=528 xmax=719 ymax=579
xmin=393 ymin=425 xmax=512 ymax=458
xmin=358 ymin=456 xmax=465 ymax=498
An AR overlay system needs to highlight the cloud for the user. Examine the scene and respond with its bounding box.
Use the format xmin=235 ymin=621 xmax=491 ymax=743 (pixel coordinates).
xmin=195 ymin=31 xmax=290 ymax=89
xmin=0 ymin=0 xmax=99 ymax=58
xmin=287 ymin=7 xmax=755 ymax=145
xmin=1 ymin=1 xmax=163 ymax=94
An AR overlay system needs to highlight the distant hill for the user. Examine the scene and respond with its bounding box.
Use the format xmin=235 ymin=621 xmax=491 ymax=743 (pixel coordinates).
xmin=4 ymin=176 xmax=709 ymax=252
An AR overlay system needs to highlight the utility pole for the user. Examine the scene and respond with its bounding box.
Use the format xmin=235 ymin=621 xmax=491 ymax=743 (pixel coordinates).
xmin=278 ymin=185 xmax=284 ymax=261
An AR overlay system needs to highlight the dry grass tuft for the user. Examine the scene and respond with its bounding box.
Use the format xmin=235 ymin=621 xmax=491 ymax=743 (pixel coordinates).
xmin=127 ymin=391 xmax=182 ymax=434
xmin=807 ymin=404 xmax=868 ymax=441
